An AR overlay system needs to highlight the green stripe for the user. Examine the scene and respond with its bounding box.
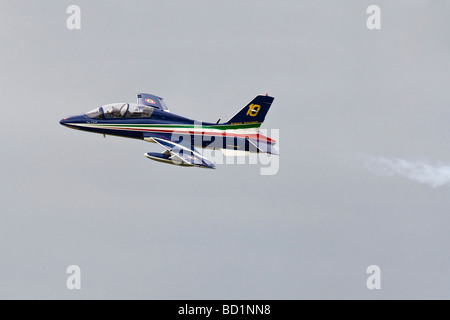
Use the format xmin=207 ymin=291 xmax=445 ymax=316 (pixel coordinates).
xmin=207 ymin=123 xmax=261 ymax=130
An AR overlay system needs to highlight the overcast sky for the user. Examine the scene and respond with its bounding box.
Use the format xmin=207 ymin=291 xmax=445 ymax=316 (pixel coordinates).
xmin=1 ymin=0 xmax=450 ymax=299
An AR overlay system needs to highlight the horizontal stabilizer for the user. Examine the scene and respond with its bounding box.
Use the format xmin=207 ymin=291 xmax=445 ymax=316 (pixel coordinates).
xmin=248 ymin=138 xmax=279 ymax=155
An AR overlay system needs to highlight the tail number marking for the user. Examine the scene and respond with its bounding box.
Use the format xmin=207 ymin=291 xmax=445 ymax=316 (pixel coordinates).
xmin=246 ymin=104 xmax=261 ymax=117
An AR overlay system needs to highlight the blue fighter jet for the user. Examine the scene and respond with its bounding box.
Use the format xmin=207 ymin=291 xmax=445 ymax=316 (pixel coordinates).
xmin=60 ymin=93 xmax=278 ymax=169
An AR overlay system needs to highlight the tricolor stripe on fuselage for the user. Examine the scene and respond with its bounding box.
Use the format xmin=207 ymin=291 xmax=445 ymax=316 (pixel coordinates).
xmin=65 ymin=122 xmax=276 ymax=144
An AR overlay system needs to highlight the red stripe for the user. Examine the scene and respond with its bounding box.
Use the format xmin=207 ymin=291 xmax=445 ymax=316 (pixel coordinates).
xmin=98 ymin=127 xmax=275 ymax=143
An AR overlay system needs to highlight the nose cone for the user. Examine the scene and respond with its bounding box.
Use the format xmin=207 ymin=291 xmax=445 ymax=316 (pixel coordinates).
xmin=60 ymin=115 xmax=85 ymax=127
xmin=60 ymin=118 xmax=69 ymax=126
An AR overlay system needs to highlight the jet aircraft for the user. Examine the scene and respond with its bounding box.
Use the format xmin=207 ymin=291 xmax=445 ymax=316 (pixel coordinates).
xmin=60 ymin=93 xmax=278 ymax=169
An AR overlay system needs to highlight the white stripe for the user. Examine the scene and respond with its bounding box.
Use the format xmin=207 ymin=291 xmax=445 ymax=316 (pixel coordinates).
xmin=65 ymin=123 xmax=258 ymax=135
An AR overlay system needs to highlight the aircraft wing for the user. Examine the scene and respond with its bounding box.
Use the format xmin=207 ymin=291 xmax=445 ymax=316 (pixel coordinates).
xmin=148 ymin=137 xmax=215 ymax=169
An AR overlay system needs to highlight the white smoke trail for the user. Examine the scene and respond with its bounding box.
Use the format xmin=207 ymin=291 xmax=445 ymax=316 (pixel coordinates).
xmin=361 ymin=155 xmax=450 ymax=188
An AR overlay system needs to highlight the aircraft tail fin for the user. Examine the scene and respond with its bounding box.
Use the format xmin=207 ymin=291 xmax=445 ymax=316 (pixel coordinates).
xmin=224 ymin=95 xmax=274 ymax=126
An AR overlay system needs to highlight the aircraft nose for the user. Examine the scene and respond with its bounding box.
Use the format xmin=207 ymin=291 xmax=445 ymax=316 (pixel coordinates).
xmin=60 ymin=115 xmax=88 ymax=128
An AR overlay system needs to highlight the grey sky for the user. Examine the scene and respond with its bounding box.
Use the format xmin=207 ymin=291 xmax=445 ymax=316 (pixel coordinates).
xmin=1 ymin=0 xmax=450 ymax=299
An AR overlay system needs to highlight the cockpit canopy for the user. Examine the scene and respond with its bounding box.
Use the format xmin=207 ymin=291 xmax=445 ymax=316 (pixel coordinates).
xmin=86 ymin=103 xmax=154 ymax=120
